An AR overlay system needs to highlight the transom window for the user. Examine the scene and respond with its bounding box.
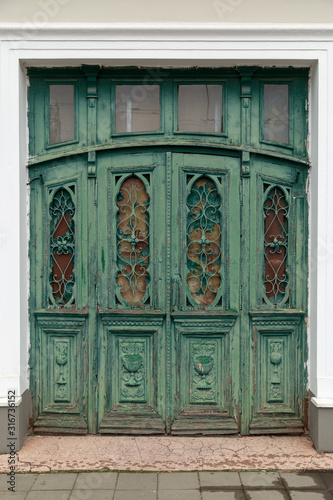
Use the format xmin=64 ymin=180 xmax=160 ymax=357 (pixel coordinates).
xmin=27 ymin=67 xmax=308 ymax=162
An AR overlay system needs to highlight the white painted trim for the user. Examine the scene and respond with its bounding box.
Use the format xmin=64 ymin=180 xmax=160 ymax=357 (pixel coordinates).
xmin=0 ymin=23 xmax=332 ymax=407
xmin=311 ymin=397 xmax=333 ymax=408
xmin=0 ymin=23 xmax=333 ymax=40
xmin=0 ymin=396 xmax=22 ymax=408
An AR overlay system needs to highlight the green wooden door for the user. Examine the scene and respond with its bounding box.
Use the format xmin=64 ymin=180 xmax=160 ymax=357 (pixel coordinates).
xmin=28 ymin=67 xmax=309 ymax=436
xmin=245 ymin=157 xmax=308 ymax=434
xmin=169 ymin=153 xmax=241 ymax=434
xmin=96 ymin=151 xmax=167 ymax=433
xmin=95 ymin=151 xmax=241 ymax=434
xmin=29 ymin=156 xmax=90 ymax=434
xmin=29 ymin=149 xmax=307 ymax=435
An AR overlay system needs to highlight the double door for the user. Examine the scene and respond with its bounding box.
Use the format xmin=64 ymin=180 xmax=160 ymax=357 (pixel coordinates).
xmin=30 ymin=149 xmax=307 ymax=435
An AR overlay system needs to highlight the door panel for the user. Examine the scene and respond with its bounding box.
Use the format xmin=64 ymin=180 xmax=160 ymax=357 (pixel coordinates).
xmin=170 ymin=153 xmax=241 ymax=434
xmin=98 ymin=315 xmax=165 ymax=434
xmin=248 ymin=158 xmax=307 ymax=433
xmin=29 ymin=158 xmax=89 ymax=434
xmin=171 ymin=315 xmax=239 ymax=434
xmin=170 ymin=153 xmax=241 ymax=313
xmin=97 ymin=152 xmax=166 ymax=433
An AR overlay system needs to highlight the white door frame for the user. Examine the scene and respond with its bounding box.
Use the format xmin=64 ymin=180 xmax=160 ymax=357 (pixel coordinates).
xmin=1 ymin=23 xmax=333 ymax=450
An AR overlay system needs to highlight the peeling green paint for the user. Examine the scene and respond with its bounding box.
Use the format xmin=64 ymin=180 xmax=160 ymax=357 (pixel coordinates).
xmin=28 ymin=66 xmax=308 ymax=436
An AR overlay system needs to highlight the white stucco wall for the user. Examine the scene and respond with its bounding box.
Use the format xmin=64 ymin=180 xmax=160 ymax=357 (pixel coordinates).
xmin=0 ymin=0 xmax=333 ymax=24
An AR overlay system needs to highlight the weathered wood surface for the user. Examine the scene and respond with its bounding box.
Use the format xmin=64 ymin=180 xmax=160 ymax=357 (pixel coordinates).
xmin=28 ymin=67 xmax=309 ymax=436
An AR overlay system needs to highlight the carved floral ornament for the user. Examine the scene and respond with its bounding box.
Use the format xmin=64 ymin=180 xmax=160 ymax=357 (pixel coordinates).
xmin=191 ymin=342 xmax=217 ymax=403
xmin=268 ymin=340 xmax=284 ymax=402
xmin=120 ymin=341 xmax=145 ymax=401
xmin=54 ymin=340 xmax=69 ymax=401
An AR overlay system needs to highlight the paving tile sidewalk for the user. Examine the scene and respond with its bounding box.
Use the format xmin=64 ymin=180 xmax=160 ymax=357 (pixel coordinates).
xmin=1 ymin=471 xmax=333 ymax=499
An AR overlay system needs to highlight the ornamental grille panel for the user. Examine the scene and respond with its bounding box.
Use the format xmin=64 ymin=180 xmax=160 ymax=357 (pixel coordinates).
xmin=49 ymin=187 xmax=75 ymax=306
xmin=116 ymin=176 xmax=150 ymax=305
xmin=263 ymin=184 xmax=289 ymax=306
xmin=186 ymin=176 xmax=222 ymax=306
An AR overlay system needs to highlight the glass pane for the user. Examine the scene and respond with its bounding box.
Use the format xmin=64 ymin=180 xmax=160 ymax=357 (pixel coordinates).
xmin=187 ymin=176 xmax=222 ymax=306
xmin=116 ymin=176 xmax=150 ymax=304
xmin=264 ymin=84 xmax=289 ymax=144
xmin=49 ymin=187 xmax=75 ymax=306
xmin=178 ymin=85 xmax=223 ymax=133
xmin=263 ymin=185 xmax=289 ymax=304
xmin=115 ymin=85 xmax=160 ymax=133
xmin=49 ymin=85 xmax=75 ymax=145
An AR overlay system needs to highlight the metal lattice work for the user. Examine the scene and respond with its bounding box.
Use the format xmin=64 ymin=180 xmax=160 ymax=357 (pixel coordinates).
xmin=186 ymin=176 xmax=222 ymax=306
xmin=263 ymin=185 xmax=289 ymax=304
xmin=49 ymin=188 xmax=75 ymax=306
xmin=116 ymin=176 xmax=150 ymax=304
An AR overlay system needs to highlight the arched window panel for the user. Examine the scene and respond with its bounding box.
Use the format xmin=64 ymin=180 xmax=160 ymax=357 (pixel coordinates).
xmin=116 ymin=175 xmax=151 ymax=305
xmin=186 ymin=175 xmax=223 ymax=308
xmin=49 ymin=186 xmax=76 ymax=307
xmin=263 ymin=184 xmax=290 ymax=306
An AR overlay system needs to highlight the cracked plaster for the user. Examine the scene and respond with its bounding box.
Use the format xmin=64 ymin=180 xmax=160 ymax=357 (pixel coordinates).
xmin=1 ymin=435 xmax=333 ymax=472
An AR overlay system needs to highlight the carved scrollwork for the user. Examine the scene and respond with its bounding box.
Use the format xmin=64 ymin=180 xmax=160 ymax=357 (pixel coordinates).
xmin=254 ymin=320 xmax=299 ymax=327
xmin=177 ymin=321 xmax=235 ymax=329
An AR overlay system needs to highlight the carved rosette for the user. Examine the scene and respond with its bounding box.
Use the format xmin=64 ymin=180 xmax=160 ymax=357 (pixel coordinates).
xmin=191 ymin=341 xmax=217 ymax=403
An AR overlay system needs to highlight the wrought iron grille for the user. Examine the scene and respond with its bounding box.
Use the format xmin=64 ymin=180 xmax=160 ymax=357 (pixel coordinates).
xmin=263 ymin=185 xmax=289 ymax=305
xmin=49 ymin=187 xmax=75 ymax=306
xmin=116 ymin=176 xmax=150 ymax=304
xmin=186 ymin=176 xmax=222 ymax=306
